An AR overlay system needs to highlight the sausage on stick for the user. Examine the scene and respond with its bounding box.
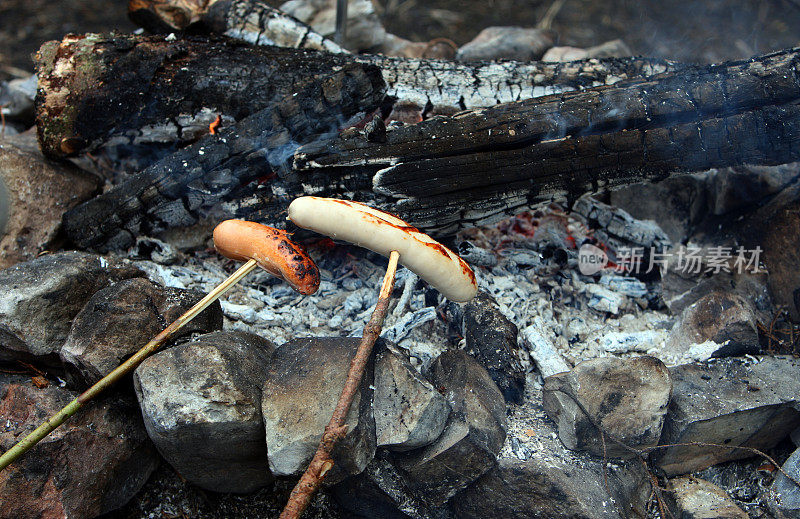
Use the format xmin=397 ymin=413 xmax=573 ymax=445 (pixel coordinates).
xmin=280 ymin=197 xmax=477 ymax=519
xmin=0 ymin=220 xmax=319 ymax=471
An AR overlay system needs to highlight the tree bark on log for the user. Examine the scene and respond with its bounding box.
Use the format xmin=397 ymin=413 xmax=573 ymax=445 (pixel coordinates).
xmin=35 ymin=33 xmax=680 ymax=158
xmin=61 ymin=46 xmax=800 ymax=250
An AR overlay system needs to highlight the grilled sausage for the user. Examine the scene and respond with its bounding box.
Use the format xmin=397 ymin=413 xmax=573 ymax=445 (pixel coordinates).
xmin=213 ymin=219 xmax=320 ymax=295
xmin=287 ymin=197 xmax=477 ymax=302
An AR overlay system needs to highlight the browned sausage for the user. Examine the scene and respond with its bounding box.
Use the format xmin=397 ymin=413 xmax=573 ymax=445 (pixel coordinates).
xmin=213 ymin=220 xmax=320 ymax=295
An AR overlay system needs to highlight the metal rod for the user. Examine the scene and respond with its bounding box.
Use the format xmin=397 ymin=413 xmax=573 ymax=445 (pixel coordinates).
xmin=335 ymin=0 xmax=348 ymax=45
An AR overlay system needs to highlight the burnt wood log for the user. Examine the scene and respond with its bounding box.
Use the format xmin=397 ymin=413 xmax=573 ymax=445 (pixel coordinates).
xmin=62 ymin=46 xmax=800 ymax=250
xmin=290 ymin=47 xmax=800 ymax=234
xmin=35 ymin=33 xmax=680 ymax=158
xmin=128 ymin=0 xmax=347 ymax=53
xmin=62 ymin=62 xmax=385 ymax=251
xmin=34 ymin=34 xmax=355 ymax=158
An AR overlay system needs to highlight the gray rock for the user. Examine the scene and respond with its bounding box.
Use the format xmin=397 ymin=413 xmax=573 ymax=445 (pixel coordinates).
xmin=660 ymin=249 xmax=773 ymax=319
xmin=463 ymin=291 xmax=526 ymax=403
xmin=541 ymin=39 xmax=632 ymax=63
xmin=543 ymin=356 xmax=672 ymax=458
xmin=134 ymin=330 xmax=275 ymax=493
xmin=667 ymin=476 xmax=748 ymax=519
xmin=261 ymin=336 xmax=376 ymax=485
xmin=452 ymin=391 xmax=650 ymax=519
xmin=0 ymin=131 xmax=99 ymax=268
xmin=610 ymin=174 xmax=708 ymax=244
xmin=0 ymin=373 xmax=158 ymax=519
xmin=456 ymin=27 xmax=555 ymax=62
xmin=281 ymin=0 xmax=386 ymax=52
xmin=375 ymin=344 xmax=450 ymax=451
xmin=759 ymin=200 xmax=800 ymax=322
xmin=666 ymin=290 xmax=760 ymax=359
xmin=585 ymin=39 xmax=633 ymax=59
xmin=541 ymin=46 xmax=589 ymax=62
xmin=395 ymin=350 xmax=506 ymax=505
xmin=657 ymin=356 xmax=800 ymax=476
xmin=0 ymin=251 xmax=142 ymax=366
xmin=62 ymin=277 xmax=223 ymax=384
xmin=707 ymin=163 xmax=800 ymax=217
xmin=768 ymin=447 xmax=800 ymax=519
xmin=0 ymin=75 xmax=36 ymax=120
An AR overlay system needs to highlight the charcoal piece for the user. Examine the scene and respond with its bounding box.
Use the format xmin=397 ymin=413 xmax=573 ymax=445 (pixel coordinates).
xmin=463 ymin=291 xmax=526 ymax=403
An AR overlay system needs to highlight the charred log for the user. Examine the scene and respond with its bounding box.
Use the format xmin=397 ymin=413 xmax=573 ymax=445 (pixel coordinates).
xmin=35 ymin=33 xmax=681 ymax=158
xmin=34 ymin=34 xmax=358 ymax=159
xmin=62 ymin=62 xmax=385 ymax=251
xmin=61 ymin=44 xmax=800 ymax=250
xmin=290 ymin=47 xmax=800 ymax=234
xmin=129 ymin=0 xmax=346 ymax=53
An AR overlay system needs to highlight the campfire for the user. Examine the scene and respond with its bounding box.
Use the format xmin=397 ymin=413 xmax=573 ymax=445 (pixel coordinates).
xmin=2 ymin=0 xmax=800 ymax=518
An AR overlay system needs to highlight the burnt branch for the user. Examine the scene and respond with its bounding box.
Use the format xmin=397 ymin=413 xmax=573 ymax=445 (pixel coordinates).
xmin=34 ymin=33 xmax=680 ymax=158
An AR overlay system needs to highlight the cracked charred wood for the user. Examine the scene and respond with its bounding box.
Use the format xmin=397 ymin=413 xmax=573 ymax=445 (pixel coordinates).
xmin=62 ymin=48 xmax=800 ymax=250
xmin=290 ymin=47 xmax=800 ymax=234
xmin=35 ymin=32 xmax=680 ymax=158
xmin=61 ymin=62 xmax=384 ymax=252
xmin=129 ymin=0 xmax=346 ymax=53
xmin=34 ymin=34 xmax=358 ymax=159
xmin=130 ymin=0 xmax=682 ymax=107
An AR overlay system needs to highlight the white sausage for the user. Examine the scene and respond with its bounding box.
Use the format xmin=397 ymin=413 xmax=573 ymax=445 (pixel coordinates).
xmin=287 ymin=197 xmax=477 ymax=302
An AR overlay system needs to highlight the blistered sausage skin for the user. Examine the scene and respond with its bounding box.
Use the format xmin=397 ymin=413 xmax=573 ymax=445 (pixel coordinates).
xmin=287 ymin=197 xmax=477 ymax=302
xmin=213 ymin=220 xmax=320 ymax=295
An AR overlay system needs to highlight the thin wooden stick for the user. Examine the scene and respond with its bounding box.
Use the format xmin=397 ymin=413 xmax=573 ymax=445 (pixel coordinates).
xmin=0 ymin=258 xmax=258 ymax=471
xmin=280 ymin=250 xmax=400 ymax=519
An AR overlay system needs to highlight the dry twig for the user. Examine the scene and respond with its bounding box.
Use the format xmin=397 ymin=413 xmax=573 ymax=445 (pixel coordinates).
xmin=280 ymin=250 xmax=400 ymax=518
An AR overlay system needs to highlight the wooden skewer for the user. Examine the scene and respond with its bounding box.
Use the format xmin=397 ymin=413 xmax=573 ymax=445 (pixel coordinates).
xmin=0 ymin=258 xmax=258 ymax=471
xmin=280 ymin=250 xmax=400 ymax=519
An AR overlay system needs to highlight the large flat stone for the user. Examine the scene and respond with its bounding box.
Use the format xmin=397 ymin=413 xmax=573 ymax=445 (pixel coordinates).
xmin=543 ymin=356 xmax=672 ymax=458
xmin=134 ymin=330 xmax=275 ymax=493
xmin=261 ymin=336 xmax=376 ymax=485
xmin=657 ymin=356 xmax=800 ymax=476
